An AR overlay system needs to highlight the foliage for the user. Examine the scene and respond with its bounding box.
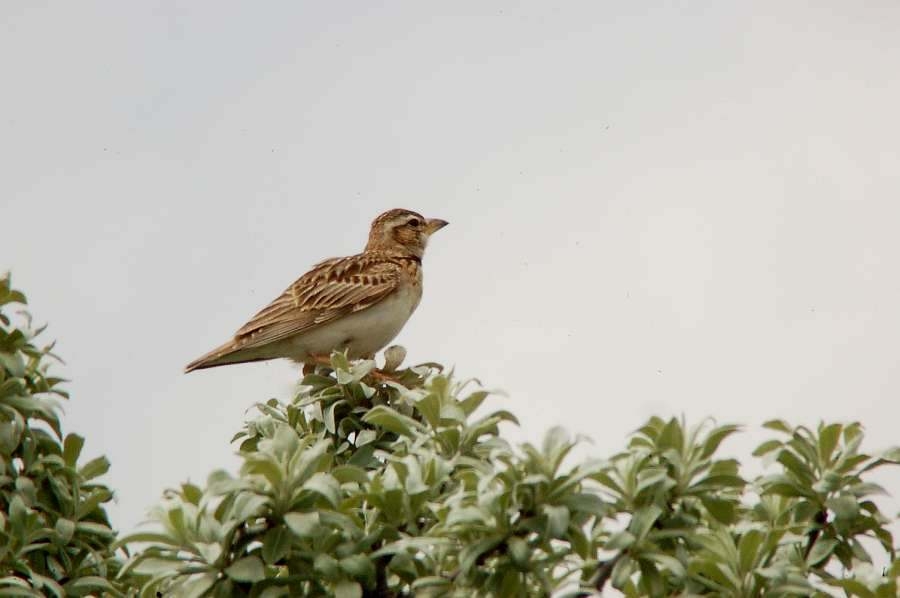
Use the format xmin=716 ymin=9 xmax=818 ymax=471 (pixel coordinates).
xmin=120 ymin=355 xmax=900 ymax=597
xmin=3 ymin=272 xmax=899 ymax=597
xmin=594 ymin=418 xmax=900 ymax=597
xmin=0 ymin=274 xmax=126 ymax=596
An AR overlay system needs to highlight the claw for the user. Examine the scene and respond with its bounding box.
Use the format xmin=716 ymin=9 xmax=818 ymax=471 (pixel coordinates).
xmin=368 ymin=368 xmax=400 ymax=383
xmin=303 ymin=353 xmax=334 ymax=376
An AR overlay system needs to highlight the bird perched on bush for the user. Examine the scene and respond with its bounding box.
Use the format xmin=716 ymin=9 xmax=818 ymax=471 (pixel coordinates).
xmin=185 ymin=208 xmax=448 ymax=374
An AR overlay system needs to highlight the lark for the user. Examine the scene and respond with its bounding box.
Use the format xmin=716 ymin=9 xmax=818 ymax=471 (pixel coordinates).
xmin=185 ymin=209 xmax=448 ymax=374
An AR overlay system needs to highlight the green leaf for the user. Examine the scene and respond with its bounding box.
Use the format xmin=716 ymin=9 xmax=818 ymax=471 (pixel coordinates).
xmin=488 ymin=409 xmax=520 ymax=426
xmin=776 ymin=449 xmax=814 ymax=484
xmin=762 ymin=419 xmax=792 ymax=434
xmin=460 ymin=390 xmax=489 ymax=415
xmin=817 ymin=423 xmax=842 ymax=465
xmin=262 ymin=526 xmax=291 ymax=565
xmin=561 ymin=492 xmax=608 ymax=518
xmin=413 ymin=392 xmax=441 ymax=428
xmin=847 ymin=481 xmax=887 ymax=498
xmin=75 ymin=521 xmax=114 ymax=539
xmin=127 ymin=556 xmax=183 ymax=577
xmin=332 ymin=465 xmax=369 ymax=485
xmin=737 ymin=530 xmax=763 ymax=573
xmin=355 ymin=429 xmax=376 ymax=447
xmin=690 ymin=560 xmax=735 ymax=591
xmin=752 ymin=439 xmax=783 ymax=457
xmin=824 ymin=579 xmax=876 ymax=598
xmin=542 ymin=426 xmax=574 ymax=472
xmin=657 ymin=418 xmax=685 ymax=451
xmin=629 ymin=505 xmax=663 ymax=540
xmin=0 ymin=580 xmax=38 ymax=597
xmin=176 ymin=572 xmax=216 ymax=597
xmin=447 ymin=506 xmax=489 ymax=527
xmin=606 ymin=531 xmax=636 ymax=550
xmin=806 ymin=537 xmax=838 ymax=566
xmin=62 ymin=433 xmax=84 ymax=467
xmin=225 ymin=555 xmax=266 ymax=582
xmin=701 ymin=496 xmax=737 ymax=524
xmin=459 ymin=536 xmax=503 ymax=575
xmin=113 ymin=532 xmax=183 ymax=549
xmin=0 ymin=419 xmax=23 ymax=454
xmin=181 ymin=482 xmax=203 ymax=505
xmin=347 ymin=443 xmax=377 ymax=468
xmin=333 ymin=580 xmax=362 ymax=598
xmin=635 ymin=468 xmax=671 ymax=495
xmin=314 ymin=554 xmax=340 ymax=579
xmin=827 ymin=494 xmax=859 ymax=522
xmin=362 ymin=405 xmax=422 ymax=437
xmin=78 ymin=456 xmax=110 ymax=481
xmin=284 ymin=512 xmax=320 ymax=537
xmin=689 ymin=473 xmax=745 ymax=493
xmin=54 ymin=518 xmax=75 ymax=543
xmin=543 ymin=504 xmax=570 ymax=538
xmin=498 ymin=568 xmax=521 ymax=596
xmin=30 ymin=574 xmax=64 ymax=598
xmin=439 ymin=402 xmax=466 ymax=423
xmin=324 ymin=400 xmax=346 ymax=434
xmin=760 ymin=474 xmax=815 ymax=499
xmin=371 ymin=536 xmax=453 ymax=557
xmin=63 ymin=576 xmax=119 ymax=596
xmin=76 ymin=488 xmax=113 ymax=520
xmin=301 ymin=472 xmax=341 ymax=507
xmin=644 ymin=552 xmax=685 ymax=578
xmin=611 ymin=555 xmax=633 ymax=589
xmin=507 ymin=536 xmax=530 ymax=569
xmin=15 ymin=476 xmax=36 ymax=503
xmin=0 ymin=351 xmax=25 ymax=377
xmin=230 ymin=492 xmax=268 ymax=520
xmin=700 ymin=424 xmax=740 ymax=459
xmin=329 ymin=351 xmax=351 ymax=373
xmin=638 ymin=559 xmax=664 ymax=595
xmin=340 ymin=555 xmax=375 ymax=582
xmin=411 ymin=577 xmax=451 ymax=592
xmin=877 ymin=446 xmax=900 ymax=463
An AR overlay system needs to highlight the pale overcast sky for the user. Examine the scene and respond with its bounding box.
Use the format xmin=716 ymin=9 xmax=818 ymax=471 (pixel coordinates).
xmin=3 ymin=2 xmax=899 ymax=535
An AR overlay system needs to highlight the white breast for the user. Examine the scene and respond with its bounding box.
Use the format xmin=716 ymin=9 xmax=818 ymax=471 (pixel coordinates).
xmin=283 ymin=284 xmax=422 ymax=361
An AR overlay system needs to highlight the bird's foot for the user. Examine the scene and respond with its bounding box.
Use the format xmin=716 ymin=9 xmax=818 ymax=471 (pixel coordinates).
xmin=367 ymin=368 xmax=401 ymax=384
xmin=303 ymin=351 xmax=408 ymax=387
xmin=303 ymin=353 xmax=335 ymax=376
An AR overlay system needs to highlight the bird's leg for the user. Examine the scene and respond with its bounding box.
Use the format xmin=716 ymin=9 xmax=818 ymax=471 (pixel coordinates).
xmin=303 ymin=353 xmax=334 ymax=376
xmin=368 ymin=368 xmax=400 ymax=383
xmin=356 ymin=352 xmax=401 ymax=384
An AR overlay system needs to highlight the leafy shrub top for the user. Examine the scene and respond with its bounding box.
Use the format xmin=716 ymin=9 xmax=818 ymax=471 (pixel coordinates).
xmin=1 ymin=275 xmax=124 ymax=597
xmin=2 ymin=273 xmax=899 ymax=598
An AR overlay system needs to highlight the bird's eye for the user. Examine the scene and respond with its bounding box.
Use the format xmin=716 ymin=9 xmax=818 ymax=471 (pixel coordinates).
xmin=408 ymin=218 xmax=421 ymax=227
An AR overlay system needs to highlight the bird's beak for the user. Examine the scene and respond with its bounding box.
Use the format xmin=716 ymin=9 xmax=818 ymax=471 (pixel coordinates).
xmin=425 ymin=218 xmax=449 ymax=234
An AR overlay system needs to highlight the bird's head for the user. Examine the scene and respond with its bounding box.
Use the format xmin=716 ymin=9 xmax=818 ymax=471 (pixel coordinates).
xmin=365 ymin=208 xmax=448 ymax=258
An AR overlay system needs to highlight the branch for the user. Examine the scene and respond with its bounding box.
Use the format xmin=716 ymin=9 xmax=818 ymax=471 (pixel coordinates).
xmin=590 ymin=551 xmax=625 ymax=592
xmin=803 ymin=510 xmax=828 ymax=560
xmin=363 ymin=555 xmax=393 ymax=598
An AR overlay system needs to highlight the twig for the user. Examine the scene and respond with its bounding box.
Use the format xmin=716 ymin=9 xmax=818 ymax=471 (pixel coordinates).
xmin=591 ymin=551 xmax=625 ymax=592
xmin=803 ymin=510 xmax=828 ymax=560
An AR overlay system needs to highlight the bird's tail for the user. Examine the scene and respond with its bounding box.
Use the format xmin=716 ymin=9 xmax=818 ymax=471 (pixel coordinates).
xmin=184 ymin=339 xmax=263 ymax=373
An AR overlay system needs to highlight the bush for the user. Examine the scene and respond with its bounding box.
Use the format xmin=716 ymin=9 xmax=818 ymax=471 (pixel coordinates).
xmin=120 ymin=357 xmax=900 ymax=597
xmin=3 ymin=273 xmax=899 ymax=597
xmin=0 ymin=275 xmax=126 ymax=596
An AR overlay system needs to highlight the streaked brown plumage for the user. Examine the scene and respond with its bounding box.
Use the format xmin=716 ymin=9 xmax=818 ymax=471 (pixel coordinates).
xmin=185 ymin=209 xmax=448 ymax=373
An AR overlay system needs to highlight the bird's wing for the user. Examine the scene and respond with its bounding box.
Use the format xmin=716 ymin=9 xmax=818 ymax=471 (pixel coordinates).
xmin=231 ymin=253 xmax=403 ymax=350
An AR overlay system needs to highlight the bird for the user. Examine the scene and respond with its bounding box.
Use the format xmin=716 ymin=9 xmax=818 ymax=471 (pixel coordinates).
xmin=185 ymin=208 xmax=448 ymax=374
